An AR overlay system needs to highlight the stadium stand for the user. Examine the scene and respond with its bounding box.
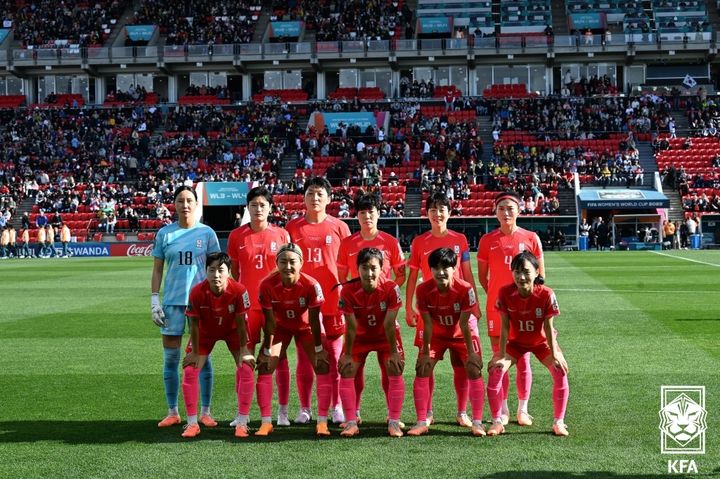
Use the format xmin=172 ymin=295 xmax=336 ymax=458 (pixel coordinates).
xmin=129 ymin=0 xmax=261 ymax=45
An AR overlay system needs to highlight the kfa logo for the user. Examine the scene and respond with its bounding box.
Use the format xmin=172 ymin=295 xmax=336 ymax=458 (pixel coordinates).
xmin=659 ymin=386 xmax=707 ymax=455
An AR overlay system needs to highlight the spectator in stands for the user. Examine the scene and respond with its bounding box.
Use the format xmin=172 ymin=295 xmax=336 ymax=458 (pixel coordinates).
xmin=35 ymin=210 xmax=48 ymax=229
xmin=584 ymin=29 xmax=593 ymax=45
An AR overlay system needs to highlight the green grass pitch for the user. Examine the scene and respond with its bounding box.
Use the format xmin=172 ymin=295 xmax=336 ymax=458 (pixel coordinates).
xmin=1 ymin=251 xmax=719 ymax=478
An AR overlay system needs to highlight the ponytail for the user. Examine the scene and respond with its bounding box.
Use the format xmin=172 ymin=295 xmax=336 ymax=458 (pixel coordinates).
xmin=332 ymin=277 xmax=361 ymax=291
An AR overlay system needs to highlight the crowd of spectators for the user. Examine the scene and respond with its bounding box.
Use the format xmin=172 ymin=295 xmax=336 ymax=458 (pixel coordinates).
xmin=105 ymin=85 xmax=150 ymax=104
xmin=279 ymin=0 xmax=414 ymax=42
xmin=130 ymin=0 xmax=258 ymax=45
xmin=183 ymin=84 xmax=230 ymax=99
xmin=5 ymin=0 xmax=125 ymax=48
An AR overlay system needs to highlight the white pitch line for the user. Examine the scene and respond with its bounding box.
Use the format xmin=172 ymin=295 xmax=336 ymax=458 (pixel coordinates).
xmin=554 ymin=288 xmax=715 ymax=294
xmin=649 ymin=251 xmax=720 ymax=268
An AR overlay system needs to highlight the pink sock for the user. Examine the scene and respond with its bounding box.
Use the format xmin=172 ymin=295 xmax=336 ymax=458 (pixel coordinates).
xmin=339 ymin=377 xmax=357 ymax=422
xmin=428 ymin=373 xmax=435 ymax=413
xmin=387 ymin=375 xmax=405 ymax=422
xmin=296 ymin=347 xmax=314 ymax=409
xmin=453 ymin=366 xmax=469 ymax=413
xmin=275 ymin=357 xmax=290 ymax=406
xmin=355 ymin=363 xmax=366 ymax=411
xmin=413 ymin=376 xmax=430 ymax=423
xmin=324 ymin=336 xmax=343 ymax=409
xmin=237 ymin=364 xmax=254 ymax=416
xmin=316 ymin=373 xmax=332 ymax=417
xmin=487 ymin=368 xmax=505 ymax=419
xmin=182 ymin=366 xmax=199 ymax=417
xmin=491 ymin=342 xmax=510 ymax=403
xmin=256 ymin=373 xmax=273 ymax=418
xmin=469 ymin=377 xmax=486 ymax=422
xmin=516 ymin=352 xmax=532 ymax=401
xmin=550 ymin=365 xmax=569 ymax=420
xmin=379 ymin=360 xmax=390 ymax=409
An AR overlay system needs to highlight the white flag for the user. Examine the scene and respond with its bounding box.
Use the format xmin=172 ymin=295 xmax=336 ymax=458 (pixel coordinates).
xmin=683 ymin=74 xmax=697 ymax=89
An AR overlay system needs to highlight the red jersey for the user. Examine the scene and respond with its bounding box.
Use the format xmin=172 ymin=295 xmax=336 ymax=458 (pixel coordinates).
xmin=416 ymin=277 xmax=476 ymax=340
xmin=186 ymin=279 xmax=251 ymax=339
xmin=259 ymin=271 xmax=325 ymax=331
xmin=478 ymin=227 xmax=543 ymax=327
xmin=496 ymin=283 xmax=560 ymax=347
xmin=337 ymin=230 xmax=405 ymax=280
xmin=340 ymin=279 xmax=402 ymax=342
xmin=408 ymin=229 xmax=470 ymax=282
xmin=227 ymin=223 xmax=290 ymax=310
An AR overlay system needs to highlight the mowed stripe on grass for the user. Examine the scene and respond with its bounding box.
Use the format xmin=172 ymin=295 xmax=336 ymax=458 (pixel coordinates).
xmin=0 ymin=253 xmax=718 ymax=478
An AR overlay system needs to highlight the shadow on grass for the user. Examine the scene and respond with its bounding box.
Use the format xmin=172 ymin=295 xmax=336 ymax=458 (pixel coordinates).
xmin=0 ymin=420 xmax=512 ymax=444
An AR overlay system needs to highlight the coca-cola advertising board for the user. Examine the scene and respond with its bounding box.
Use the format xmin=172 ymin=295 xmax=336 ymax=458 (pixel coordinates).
xmin=110 ymin=242 xmax=154 ymax=257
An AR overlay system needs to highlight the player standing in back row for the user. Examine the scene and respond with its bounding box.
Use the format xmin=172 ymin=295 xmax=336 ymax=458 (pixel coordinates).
xmin=405 ymin=191 xmax=482 ymax=428
xmin=478 ymin=191 xmax=544 ymax=427
xmin=151 ymin=186 xmax=221 ymax=429
xmin=336 ymin=194 xmax=406 ymax=422
xmin=227 ymin=186 xmax=291 ymax=428
xmin=286 ymin=177 xmax=351 ymax=424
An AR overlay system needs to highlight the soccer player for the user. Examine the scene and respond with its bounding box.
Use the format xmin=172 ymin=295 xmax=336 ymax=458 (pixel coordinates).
xmin=151 ymin=186 xmax=221 ymax=428
xmin=405 ymin=191 xmax=481 ymax=427
xmin=478 ymin=191 xmax=544 ymax=426
xmin=227 ymin=186 xmax=291 ymax=427
xmin=255 ymin=243 xmax=333 ymax=436
xmin=336 ymin=193 xmax=406 ymax=421
xmin=286 ymin=177 xmax=351 ymax=424
xmin=487 ymin=251 xmax=569 ymax=437
xmin=336 ymin=248 xmax=405 ymax=438
xmin=408 ymin=248 xmax=486 ymax=437
xmin=180 ymin=252 xmax=255 ymax=438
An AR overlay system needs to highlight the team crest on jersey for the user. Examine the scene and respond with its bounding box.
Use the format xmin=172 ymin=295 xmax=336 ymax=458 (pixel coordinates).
xmin=380 ymin=301 xmax=387 ymax=311
xmin=271 ymin=241 xmax=277 ymax=252
xmin=196 ymin=239 xmax=203 ymax=248
xmin=454 ymin=303 xmax=461 ymax=312
xmin=228 ymin=304 xmax=235 ymax=313
xmin=325 ymin=235 xmax=332 ymax=245
xmin=454 ymin=245 xmax=460 ymax=254
xmin=299 ymin=297 xmax=306 ymax=307
xmin=519 ymin=243 xmax=526 ymax=252
xmin=536 ymin=308 xmax=542 ymax=318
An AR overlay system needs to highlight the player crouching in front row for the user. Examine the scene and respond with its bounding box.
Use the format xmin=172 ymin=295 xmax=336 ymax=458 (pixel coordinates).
xmin=408 ymin=248 xmax=486 ymax=437
xmin=181 ymin=252 xmax=255 ymax=438
xmin=486 ymin=251 xmax=570 ymax=437
xmin=336 ymin=248 xmax=406 ymax=438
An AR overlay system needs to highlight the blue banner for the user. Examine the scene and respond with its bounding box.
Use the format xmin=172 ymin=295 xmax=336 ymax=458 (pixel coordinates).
xmin=202 ymin=182 xmax=251 ymax=206
xmin=570 ymin=13 xmax=604 ymax=30
xmin=0 ymin=29 xmax=9 ymax=44
xmin=270 ymin=21 xmax=302 ymax=38
xmin=46 ymin=242 xmax=111 ymax=257
xmin=126 ymin=25 xmax=156 ymax=41
xmin=578 ymin=189 xmax=669 ymax=209
xmin=317 ymin=112 xmax=378 ymax=134
xmin=419 ymin=16 xmax=452 ymax=34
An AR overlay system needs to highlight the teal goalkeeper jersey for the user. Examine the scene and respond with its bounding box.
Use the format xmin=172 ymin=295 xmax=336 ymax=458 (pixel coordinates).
xmin=152 ymin=222 xmax=221 ymax=306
